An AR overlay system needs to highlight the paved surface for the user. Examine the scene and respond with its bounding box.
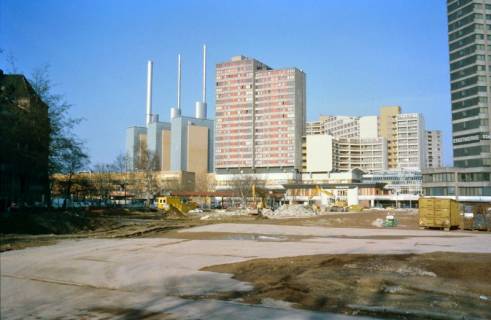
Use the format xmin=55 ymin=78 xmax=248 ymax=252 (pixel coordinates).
xmin=2 ymin=224 xmax=490 ymax=319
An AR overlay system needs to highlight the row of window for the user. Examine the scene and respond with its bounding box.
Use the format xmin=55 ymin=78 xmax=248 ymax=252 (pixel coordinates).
xmin=452 ymin=96 xmax=487 ymax=110
xmin=453 ymin=118 xmax=489 ymax=132
xmin=450 ymin=64 xmax=488 ymax=81
xmin=455 ymin=157 xmax=491 ymax=167
xmin=454 ymin=145 xmax=491 ymax=157
xmin=426 ymin=186 xmax=491 ymax=197
xmin=447 ymin=0 xmax=473 ymax=15
xmin=451 ymin=85 xmax=487 ymax=100
xmin=452 ymin=106 xmax=488 ymax=120
xmin=448 ymin=2 xmax=476 ymax=23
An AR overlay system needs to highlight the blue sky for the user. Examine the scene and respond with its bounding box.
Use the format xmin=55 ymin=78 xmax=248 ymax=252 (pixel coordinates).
xmin=1 ymin=0 xmax=452 ymax=165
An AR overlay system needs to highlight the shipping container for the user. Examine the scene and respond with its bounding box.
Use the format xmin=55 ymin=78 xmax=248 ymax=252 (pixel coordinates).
xmin=419 ymin=198 xmax=460 ymax=230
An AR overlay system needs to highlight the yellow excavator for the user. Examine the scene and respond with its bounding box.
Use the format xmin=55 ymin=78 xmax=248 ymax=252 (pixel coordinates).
xmin=156 ymin=196 xmax=197 ymax=214
xmin=315 ymin=186 xmax=348 ymax=211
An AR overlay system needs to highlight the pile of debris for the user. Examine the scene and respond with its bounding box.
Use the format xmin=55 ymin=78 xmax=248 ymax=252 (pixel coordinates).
xmin=262 ymin=204 xmax=317 ymax=219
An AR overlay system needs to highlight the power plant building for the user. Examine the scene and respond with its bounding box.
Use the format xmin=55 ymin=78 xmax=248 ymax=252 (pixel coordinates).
xmin=126 ymin=46 xmax=214 ymax=175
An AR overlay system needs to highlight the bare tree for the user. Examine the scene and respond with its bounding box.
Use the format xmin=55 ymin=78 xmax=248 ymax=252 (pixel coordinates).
xmin=56 ymin=139 xmax=89 ymax=208
xmin=229 ymin=175 xmax=261 ymax=209
xmin=132 ymin=149 xmax=159 ymax=207
xmin=30 ymin=66 xmax=87 ymax=207
xmin=195 ymin=172 xmax=213 ymax=192
xmin=112 ymin=153 xmax=131 ymax=205
xmin=92 ymin=163 xmax=114 ymax=206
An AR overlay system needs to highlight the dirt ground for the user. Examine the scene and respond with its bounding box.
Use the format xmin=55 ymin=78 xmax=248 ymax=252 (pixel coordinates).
xmin=254 ymin=210 xmax=419 ymax=229
xmin=0 ymin=209 xmax=418 ymax=252
xmin=202 ymin=252 xmax=491 ymax=319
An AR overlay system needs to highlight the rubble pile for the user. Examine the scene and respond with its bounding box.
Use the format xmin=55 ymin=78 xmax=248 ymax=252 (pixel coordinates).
xmin=263 ymin=204 xmax=317 ymax=219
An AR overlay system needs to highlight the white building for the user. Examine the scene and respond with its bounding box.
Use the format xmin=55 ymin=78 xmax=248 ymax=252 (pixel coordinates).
xmin=395 ymin=113 xmax=427 ymax=170
xmin=305 ymin=134 xmax=387 ymax=173
xmin=306 ymin=115 xmax=378 ymax=138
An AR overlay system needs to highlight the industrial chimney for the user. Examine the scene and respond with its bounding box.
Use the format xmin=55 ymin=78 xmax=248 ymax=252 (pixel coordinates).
xmin=170 ymin=54 xmax=182 ymax=120
xmin=195 ymin=44 xmax=207 ymax=119
xmin=145 ymin=60 xmax=153 ymax=126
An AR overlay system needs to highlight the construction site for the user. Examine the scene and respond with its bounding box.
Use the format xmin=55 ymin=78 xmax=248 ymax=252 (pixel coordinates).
xmin=1 ymin=195 xmax=491 ymax=319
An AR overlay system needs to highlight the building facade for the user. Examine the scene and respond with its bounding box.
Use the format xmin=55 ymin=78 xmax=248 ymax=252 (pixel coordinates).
xmin=306 ymin=115 xmax=378 ymax=138
xmin=215 ymin=56 xmax=306 ymax=173
xmin=448 ymin=0 xmax=491 ymax=168
xmin=0 ymin=72 xmax=50 ymax=210
xmin=379 ymin=106 xmax=401 ymax=169
xmin=126 ymin=126 xmax=148 ymax=170
xmin=305 ymin=135 xmax=387 ymax=173
xmin=426 ymin=130 xmax=443 ymax=168
xmin=147 ymin=120 xmax=171 ymax=171
xmin=395 ymin=113 xmax=427 ymax=170
xmin=422 ymin=0 xmax=491 ymax=201
xmin=170 ymin=116 xmax=214 ymax=174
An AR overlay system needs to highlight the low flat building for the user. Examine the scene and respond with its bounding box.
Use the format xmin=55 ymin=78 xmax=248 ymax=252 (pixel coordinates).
xmin=362 ymin=170 xmax=422 ymax=208
xmin=422 ymin=167 xmax=491 ymax=202
xmin=283 ymin=182 xmax=388 ymax=208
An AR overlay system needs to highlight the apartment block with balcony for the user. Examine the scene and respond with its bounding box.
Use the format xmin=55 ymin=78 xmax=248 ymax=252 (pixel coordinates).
xmin=305 ymin=134 xmax=387 ymax=173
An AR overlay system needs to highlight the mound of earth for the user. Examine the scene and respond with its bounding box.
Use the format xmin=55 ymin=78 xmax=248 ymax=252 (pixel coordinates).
xmin=202 ymin=252 xmax=491 ymax=319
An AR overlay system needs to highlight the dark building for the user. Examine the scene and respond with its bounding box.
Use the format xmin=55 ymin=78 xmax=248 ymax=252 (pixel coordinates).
xmin=0 ymin=70 xmax=50 ymax=211
xmin=422 ymin=1 xmax=491 ymax=201
xmin=448 ymin=0 xmax=491 ymax=167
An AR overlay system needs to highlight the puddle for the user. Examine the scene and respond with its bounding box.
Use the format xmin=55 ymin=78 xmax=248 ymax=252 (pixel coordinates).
xmin=155 ymin=231 xmax=469 ymax=242
xmin=160 ymin=231 xmax=308 ymax=242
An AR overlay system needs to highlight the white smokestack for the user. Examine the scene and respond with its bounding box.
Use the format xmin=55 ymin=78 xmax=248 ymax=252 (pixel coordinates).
xmin=195 ymin=44 xmax=208 ymax=119
xmin=146 ymin=60 xmax=153 ymax=126
xmin=202 ymin=44 xmax=206 ymax=103
xmin=177 ymin=54 xmax=181 ymax=111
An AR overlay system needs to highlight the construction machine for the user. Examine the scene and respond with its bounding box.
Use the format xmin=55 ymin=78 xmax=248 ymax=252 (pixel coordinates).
xmin=156 ymin=196 xmax=197 ymax=214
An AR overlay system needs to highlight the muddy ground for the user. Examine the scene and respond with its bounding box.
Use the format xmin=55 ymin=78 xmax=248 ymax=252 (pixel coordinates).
xmin=0 ymin=208 xmax=418 ymax=252
xmin=202 ymin=252 xmax=491 ymax=319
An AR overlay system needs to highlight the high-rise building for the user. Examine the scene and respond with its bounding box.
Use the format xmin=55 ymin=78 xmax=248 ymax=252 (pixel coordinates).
xmin=379 ymin=106 xmax=401 ymax=169
xmin=395 ymin=113 xmax=427 ymax=170
xmin=422 ymin=1 xmax=491 ymax=201
xmin=215 ymin=56 xmax=306 ymax=173
xmin=304 ymin=108 xmax=426 ymax=172
xmin=426 ymin=130 xmax=443 ymax=168
xmin=448 ymin=0 xmax=491 ymax=168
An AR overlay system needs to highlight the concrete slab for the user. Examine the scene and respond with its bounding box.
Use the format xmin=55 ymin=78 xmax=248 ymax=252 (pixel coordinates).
xmin=2 ymin=224 xmax=490 ymax=319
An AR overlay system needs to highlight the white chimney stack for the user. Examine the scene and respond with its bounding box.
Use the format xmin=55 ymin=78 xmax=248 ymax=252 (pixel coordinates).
xmin=195 ymin=44 xmax=208 ymax=119
xmin=177 ymin=54 xmax=182 ymax=111
xmin=202 ymin=44 xmax=207 ymax=103
xmin=146 ymin=60 xmax=153 ymax=126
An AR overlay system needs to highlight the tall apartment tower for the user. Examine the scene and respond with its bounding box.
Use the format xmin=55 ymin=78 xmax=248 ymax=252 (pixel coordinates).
xmin=448 ymin=0 xmax=491 ymax=167
xmin=426 ymin=130 xmax=443 ymax=168
xmin=215 ymin=56 xmax=306 ymax=173
xmin=395 ymin=113 xmax=427 ymax=170
xmin=379 ymin=106 xmax=401 ymax=169
xmin=421 ymin=1 xmax=491 ymax=200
